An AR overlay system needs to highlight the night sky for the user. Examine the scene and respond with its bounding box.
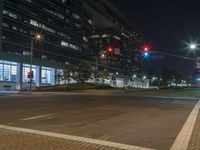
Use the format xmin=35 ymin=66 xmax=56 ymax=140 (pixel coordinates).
xmin=112 ymin=0 xmax=200 ymax=77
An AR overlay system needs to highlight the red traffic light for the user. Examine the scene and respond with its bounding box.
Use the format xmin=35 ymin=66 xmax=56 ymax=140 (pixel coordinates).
xmin=108 ymin=47 xmax=113 ymax=52
xmin=28 ymin=71 xmax=34 ymax=79
xmin=144 ymin=47 xmax=149 ymax=51
xmin=106 ymin=46 xmax=114 ymax=55
xmin=140 ymin=44 xmax=150 ymax=52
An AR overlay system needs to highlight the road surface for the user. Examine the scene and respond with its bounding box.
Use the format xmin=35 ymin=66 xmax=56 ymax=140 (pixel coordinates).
xmin=0 ymin=89 xmax=199 ymax=150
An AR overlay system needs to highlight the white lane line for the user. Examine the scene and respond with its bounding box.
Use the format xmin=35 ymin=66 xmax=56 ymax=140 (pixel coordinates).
xmin=170 ymin=100 xmax=200 ymax=150
xmin=154 ymin=96 xmax=199 ymax=100
xmin=0 ymin=124 xmax=155 ymax=150
xmin=21 ymin=113 xmax=56 ymax=121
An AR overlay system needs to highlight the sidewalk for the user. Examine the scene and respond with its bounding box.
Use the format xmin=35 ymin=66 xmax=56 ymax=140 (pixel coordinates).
xmin=0 ymin=128 xmax=123 ymax=150
xmin=188 ymin=111 xmax=200 ymax=150
xmin=0 ymin=91 xmax=19 ymax=95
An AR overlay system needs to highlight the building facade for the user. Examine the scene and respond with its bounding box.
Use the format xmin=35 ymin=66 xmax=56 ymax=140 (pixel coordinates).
xmin=84 ymin=0 xmax=143 ymax=78
xmin=0 ymin=0 xmax=144 ymax=90
xmin=90 ymin=28 xmax=143 ymax=77
xmin=0 ymin=0 xmax=94 ymax=90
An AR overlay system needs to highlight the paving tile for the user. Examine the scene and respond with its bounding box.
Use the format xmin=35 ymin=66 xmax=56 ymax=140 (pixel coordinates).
xmin=188 ymin=111 xmax=200 ymax=150
xmin=0 ymin=129 xmax=124 ymax=150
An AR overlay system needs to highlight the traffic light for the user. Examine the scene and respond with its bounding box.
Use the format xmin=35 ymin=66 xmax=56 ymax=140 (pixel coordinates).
xmin=107 ymin=47 xmax=113 ymax=53
xmin=144 ymin=52 xmax=149 ymax=57
xmin=28 ymin=71 xmax=34 ymax=79
xmin=107 ymin=46 xmax=113 ymax=55
xmin=143 ymin=45 xmax=150 ymax=52
xmin=144 ymin=46 xmax=149 ymax=52
xmin=141 ymin=44 xmax=150 ymax=58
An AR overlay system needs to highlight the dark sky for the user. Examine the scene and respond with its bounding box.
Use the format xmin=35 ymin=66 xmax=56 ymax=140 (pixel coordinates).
xmin=112 ymin=0 xmax=200 ymax=77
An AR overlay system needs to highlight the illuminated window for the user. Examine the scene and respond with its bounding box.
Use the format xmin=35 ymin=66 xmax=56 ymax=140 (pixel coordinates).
xmin=30 ymin=19 xmax=56 ymax=33
xmin=69 ymin=44 xmax=80 ymax=50
xmin=88 ymin=19 xmax=92 ymax=25
xmin=23 ymin=64 xmax=36 ymax=83
xmin=0 ymin=60 xmax=17 ymax=82
xmin=43 ymin=8 xmax=64 ymax=20
xmin=2 ymin=22 xmax=9 ymax=28
xmin=72 ymin=13 xmax=80 ymax=19
xmin=3 ymin=10 xmax=17 ymax=19
xmin=61 ymin=41 xmax=69 ymax=47
xmin=83 ymin=36 xmax=88 ymax=42
xmin=30 ymin=19 xmax=40 ymax=27
xmin=41 ymin=67 xmax=52 ymax=84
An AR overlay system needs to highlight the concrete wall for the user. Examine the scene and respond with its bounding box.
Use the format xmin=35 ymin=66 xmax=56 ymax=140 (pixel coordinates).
xmin=0 ymin=82 xmax=16 ymax=91
xmin=0 ymin=81 xmax=52 ymax=91
xmin=129 ymin=80 xmax=150 ymax=88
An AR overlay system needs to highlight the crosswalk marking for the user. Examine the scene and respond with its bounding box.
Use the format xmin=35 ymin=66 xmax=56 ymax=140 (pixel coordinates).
xmin=0 ymin=124 xmax=155 ymax=150
xmin=170 ymin=100 xmax=200 ymax=150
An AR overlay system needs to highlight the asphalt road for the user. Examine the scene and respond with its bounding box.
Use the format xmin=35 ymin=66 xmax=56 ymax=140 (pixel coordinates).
xmin=0 ymin=90 xmax=199 ymax=150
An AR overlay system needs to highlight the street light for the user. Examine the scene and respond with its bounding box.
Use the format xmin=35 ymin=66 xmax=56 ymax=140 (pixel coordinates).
xmin=190 ymin=44 xmax=197 ymax=50
xmin=29 ymin=33 xmax=42 ymax=92
xmin=100 ymin=54 xmax=106 ymax=59
xmin=143 ymin=76 xmax=147 ymax=80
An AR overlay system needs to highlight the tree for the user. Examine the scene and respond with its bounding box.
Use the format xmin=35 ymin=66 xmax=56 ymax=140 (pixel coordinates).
xmin=55 ymin=73 xmax=62 ymax=85
xmin=148 ymin=68 xmax=155 ymax=79
xmin=99 ymin=69 xmax=109 ymax=84
xmin=162 ymin=67 xmax=183 ymax=86
xmin=170 ymin=70 xmax=183 ymax=85
xmin=78 ymin=63 xmax=92 ymax=83
xmin=162 ymin=67 xmax=170 ymax=85
xmin=63 ymin=64 xmax=76 ymax=84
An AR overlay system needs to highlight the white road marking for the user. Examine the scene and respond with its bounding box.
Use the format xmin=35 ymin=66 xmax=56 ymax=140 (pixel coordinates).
xmin=0 ymin=124 xmax=155 ymax=150
xmin=154 ymin=96 xmax=199 ymax=100
xmin=170 ymin=100 xmax=200 ymax=150
xmin=21 ymin=113 xmax=56 ymax=121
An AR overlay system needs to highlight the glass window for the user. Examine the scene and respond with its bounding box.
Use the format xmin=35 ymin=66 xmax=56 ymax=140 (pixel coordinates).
xmin=2 ymin=22 xmax=9 ymax=28
xmin=69 ymin=43 xmax=80 ymax=50
xmin=0 ymin=60 xmax=17 ymax=82
xmin=41 ymin=67 xmax=52 ymax=84
xmin=30 ymin=19 xmax=56 ymax=33
xmin=43 ymin=8 xmax=64 ymax=20
xmin=3 ymin=10 xmax=17 ymax=19
xmin=72 ymin=13 xmax=80 ymax=19
xmin=0 ymin=64 xmax=4 ymax=81
xmin=23 ymin=64 xmax=36 ymax=83
xmin=61 ymin=41 xmax=69 ymax=47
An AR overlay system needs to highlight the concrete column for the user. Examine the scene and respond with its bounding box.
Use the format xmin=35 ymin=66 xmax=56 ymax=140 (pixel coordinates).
xmin=36 ymin=66 xmax=41 ymax=87
xmin=51 ymin=68 xmax=56 ymax=85
xmin=16 ymin=63 xmax=22 ymax=90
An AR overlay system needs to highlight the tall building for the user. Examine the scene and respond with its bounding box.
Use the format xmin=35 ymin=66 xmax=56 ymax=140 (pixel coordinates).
xmin=0 ymin=0 xmax=93 ymax=90
xmin=0 ymin=0 xmax=144 ymax=90
xmin=84 ymin=0 xmax=143 ymax=77
xmin=90 ymin=28 xmax=142 ymax=76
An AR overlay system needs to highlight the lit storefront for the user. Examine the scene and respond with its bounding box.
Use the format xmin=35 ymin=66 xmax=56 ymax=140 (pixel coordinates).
xmin=0 ymin=59 xmax=59 ymax=90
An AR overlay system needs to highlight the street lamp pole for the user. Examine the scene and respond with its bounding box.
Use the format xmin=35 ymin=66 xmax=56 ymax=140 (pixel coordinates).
xmin=29 ymin=39 xmax=33 ymax=92
xmin=29 ymin=34 xmax=42 ymax=92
